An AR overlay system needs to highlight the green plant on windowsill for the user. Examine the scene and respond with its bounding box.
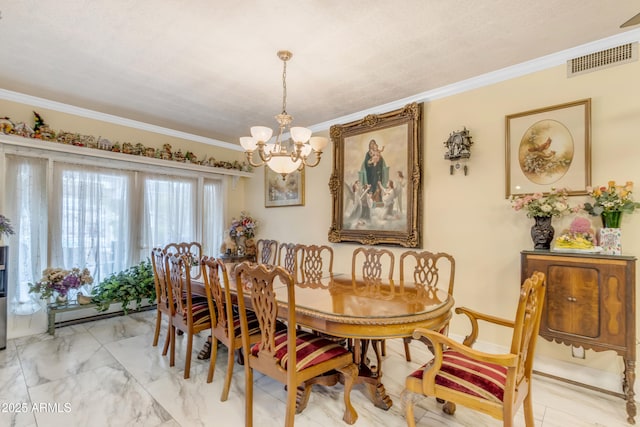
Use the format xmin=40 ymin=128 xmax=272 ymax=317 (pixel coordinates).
xmin=91 ymin=259 xmax=156 ymax=314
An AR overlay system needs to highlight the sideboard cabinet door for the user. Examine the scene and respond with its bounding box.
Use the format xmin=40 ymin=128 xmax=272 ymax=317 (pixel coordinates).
xmin=521 ymin=250 xmax=636 ymax=424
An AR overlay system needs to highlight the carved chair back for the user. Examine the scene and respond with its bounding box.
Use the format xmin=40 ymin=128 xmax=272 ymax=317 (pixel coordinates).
xmin=256 ymin=239 xmax=278 ymax=265
xmin=351 ymin=247 xmax=395 ymax=281
xmin=297 ymin=244 xmax=334 ymax=288
xmin=164 ymin=241 xmax=202 ymax=280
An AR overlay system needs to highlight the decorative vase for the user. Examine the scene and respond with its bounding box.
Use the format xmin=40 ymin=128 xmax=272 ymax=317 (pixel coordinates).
xmin=599 ymin=227 xmax=622 ymax=255
xmin=55 ymin=294 xmax=68 ymax=304
xmin=531 ymin=216 xmax=554 ymax=250
xmin=236 ymin=235 xmax=246 ymax=256
xmin=601 ymin=211 xmax=622 ymax=228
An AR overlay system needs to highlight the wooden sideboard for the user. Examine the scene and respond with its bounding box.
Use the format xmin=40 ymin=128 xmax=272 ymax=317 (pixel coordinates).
xmin=521 ymin=250 xmax=637 ymax=424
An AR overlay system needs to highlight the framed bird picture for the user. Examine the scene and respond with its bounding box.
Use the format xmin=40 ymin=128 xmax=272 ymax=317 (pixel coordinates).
xmin=505 ymin=98 xmax=591 ymax=197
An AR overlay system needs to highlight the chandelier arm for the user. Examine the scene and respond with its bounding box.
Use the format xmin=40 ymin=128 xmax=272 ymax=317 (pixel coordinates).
xmin=301 ymin=151 xmax=323 ymax=168
xmin=289 ymin=142 xmax=304 ymax=163
xmin=245 ymin=152 xmax=266 ymax=168
xmin=256 ymin=146 xmax=273 ymax=163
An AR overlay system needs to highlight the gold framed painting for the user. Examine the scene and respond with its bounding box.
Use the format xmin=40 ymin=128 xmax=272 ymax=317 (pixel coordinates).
xmin=265 ymin=167 xmax=305 ymax=207
xmin=328 ymin=102 xmax=423 ymax=247
xmin=505 ymin=98 xmax=591 ymax=197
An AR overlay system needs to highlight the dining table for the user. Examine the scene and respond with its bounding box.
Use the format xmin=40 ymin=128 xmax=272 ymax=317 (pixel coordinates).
xmin=191 ymin=267 xmax=454 ymax=410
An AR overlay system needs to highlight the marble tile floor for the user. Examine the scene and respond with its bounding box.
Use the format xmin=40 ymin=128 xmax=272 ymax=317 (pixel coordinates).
xmin=0 ymin=310 xmax=632 ymax=427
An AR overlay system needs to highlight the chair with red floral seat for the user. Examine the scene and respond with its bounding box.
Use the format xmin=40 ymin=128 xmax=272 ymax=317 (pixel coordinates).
xmin=200 ymin=256 xmax=263 ymax=401
xmin=166 ymin=252 xmax=211 ymax=379
xmin=235 ymin=262 xmax=358 ymax=427
xmin=401 ymin=271 xmax=546 ymax=427
xmin=151 ymin=247 xmax=171 ymax=354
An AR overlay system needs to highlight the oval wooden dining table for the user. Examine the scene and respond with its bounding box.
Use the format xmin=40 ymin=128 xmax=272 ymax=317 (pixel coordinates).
xmin=192 ymin=270 xmax=454 ymax=410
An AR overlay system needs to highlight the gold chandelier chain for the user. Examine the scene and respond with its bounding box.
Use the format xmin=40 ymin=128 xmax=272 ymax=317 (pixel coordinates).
xmin=281 ymin=59 xmax=287 ymax=115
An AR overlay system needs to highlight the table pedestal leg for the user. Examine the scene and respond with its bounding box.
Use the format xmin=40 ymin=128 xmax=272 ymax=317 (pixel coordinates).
xmin=351 ymin=339 xmax=393 ymax=410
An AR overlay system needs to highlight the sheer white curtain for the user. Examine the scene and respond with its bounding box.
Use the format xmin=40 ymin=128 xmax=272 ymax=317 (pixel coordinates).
xmin=49 ymin=163 xmax=135 ymax=287
xmin=5 ymin=155 xmax=47 ymax=315
xmin=141 ymin=173 xmax=197 ymax=258
xmin=203 ymin=178 xmax=225 ymax=256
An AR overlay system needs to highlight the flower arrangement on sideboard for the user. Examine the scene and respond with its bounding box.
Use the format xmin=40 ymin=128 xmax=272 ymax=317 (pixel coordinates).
xmin=582 ymin=181 xmax=640 ymax=228
xmin=509 ymin=187 xmax=573 ymax=218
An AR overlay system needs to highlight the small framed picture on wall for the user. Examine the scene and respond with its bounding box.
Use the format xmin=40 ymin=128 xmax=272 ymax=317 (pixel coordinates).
xmin=265 ymin=168 xmax=305 ymax=207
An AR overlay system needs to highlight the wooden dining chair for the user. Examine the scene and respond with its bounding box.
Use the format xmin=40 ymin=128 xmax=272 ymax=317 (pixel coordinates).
xmin=278 ymin=242 xmax=298 ymax=278
xmin=235 ymin=262 xmax=359 ymax=427
xmin=200 ymin=256 xmax=263 ymax=401
xmin=296 ymin=244 xmax=334 ymax=288
xmin=351 ymin=247 xmax=395 ymax=356
xmin=166 ymin=252 xmax=211 ymax=379
xmin=351 ymin=246 xmax=395 ymax=282
xmin=151 ymin=247 xmax=171 ymax=354
xmin=256 ymin=238 xmax=278 ymax=265
xmin=164 ymin=241 xmax=203 ymax=280
xmin=402 ymin=271 xmax=546 ymax=427
xmin=398 ymin=250 xmax=456 ymax=361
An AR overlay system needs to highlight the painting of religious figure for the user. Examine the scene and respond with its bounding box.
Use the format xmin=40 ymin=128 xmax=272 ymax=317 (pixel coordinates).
xmin=328 ymin=102 xmax=423 ymax=247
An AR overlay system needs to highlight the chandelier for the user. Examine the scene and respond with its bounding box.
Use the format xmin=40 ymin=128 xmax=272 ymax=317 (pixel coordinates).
xmin=239 ymin=50 xmax=328 ymax=177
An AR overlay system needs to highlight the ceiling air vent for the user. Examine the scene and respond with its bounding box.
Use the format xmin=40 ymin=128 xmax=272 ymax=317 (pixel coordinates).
xmin=567 ymin=42 xmax=637 ymax=77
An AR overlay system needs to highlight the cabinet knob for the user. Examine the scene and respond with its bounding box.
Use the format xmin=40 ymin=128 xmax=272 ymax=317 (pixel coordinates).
xmin=567 ymin=296 xmax=577 ymax=302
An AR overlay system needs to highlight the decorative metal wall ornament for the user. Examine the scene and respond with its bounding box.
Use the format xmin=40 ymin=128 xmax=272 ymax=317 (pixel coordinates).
xmin=443 ymin=127 xmax=473 ymax=175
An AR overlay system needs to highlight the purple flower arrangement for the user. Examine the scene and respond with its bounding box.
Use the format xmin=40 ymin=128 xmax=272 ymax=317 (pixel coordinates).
xmin=28 ymin=267 xmax=93 ymax=300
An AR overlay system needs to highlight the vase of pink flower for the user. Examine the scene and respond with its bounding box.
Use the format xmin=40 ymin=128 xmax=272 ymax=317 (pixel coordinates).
xmin=509 ymin=188 xmax=572 ymax=250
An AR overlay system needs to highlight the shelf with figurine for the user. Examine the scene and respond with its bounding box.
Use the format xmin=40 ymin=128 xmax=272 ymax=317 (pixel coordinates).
xmin=0 ymin=111 xmax=252 ymax=174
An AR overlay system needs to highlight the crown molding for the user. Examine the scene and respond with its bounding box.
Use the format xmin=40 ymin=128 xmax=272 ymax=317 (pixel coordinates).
xmin=310 ymin=28 xmax=640 ymax=133
xmin=0 ymin=88 xmax=243 ymax=152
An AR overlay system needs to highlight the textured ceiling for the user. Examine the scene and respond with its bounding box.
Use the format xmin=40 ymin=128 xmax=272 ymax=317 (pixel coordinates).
xmin=1 ymin=1 xmax=640 ymax=146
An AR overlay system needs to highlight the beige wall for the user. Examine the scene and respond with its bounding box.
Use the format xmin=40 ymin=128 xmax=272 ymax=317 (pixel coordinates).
xmin=244 ymin=60 xmax=640 ymax=378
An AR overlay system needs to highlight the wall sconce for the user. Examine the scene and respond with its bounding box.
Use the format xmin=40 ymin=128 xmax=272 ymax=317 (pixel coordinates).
xmin=444 ymin=127 xmax=473 ymax=175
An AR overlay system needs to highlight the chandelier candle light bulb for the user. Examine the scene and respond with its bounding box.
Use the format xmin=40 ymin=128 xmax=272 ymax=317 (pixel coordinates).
xmin=240 ymin=50 xmax=328 ymax=178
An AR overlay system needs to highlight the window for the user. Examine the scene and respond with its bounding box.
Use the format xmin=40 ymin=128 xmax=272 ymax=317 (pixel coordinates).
xmin=141 ymin=174 xmax=197 ymax=258
xmin=5 ymin=155 xmax=47 ymax=315
xmin=2 ymin=151 xmax=227 ymax=336
xmin=50 ymin=164 xmax=134 ymax=285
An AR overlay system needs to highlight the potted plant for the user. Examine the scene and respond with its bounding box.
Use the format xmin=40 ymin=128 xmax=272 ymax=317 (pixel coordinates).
xmin=0 ymin=214 xmax=15 ymax=245
xmin=91 ymin=259 xmax=156 ymax=314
